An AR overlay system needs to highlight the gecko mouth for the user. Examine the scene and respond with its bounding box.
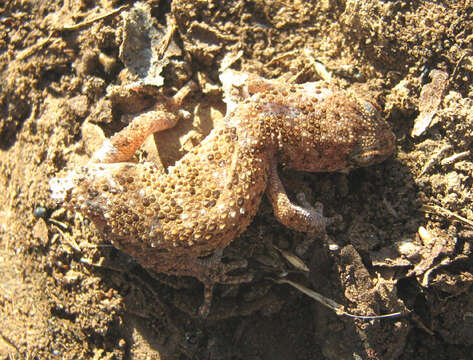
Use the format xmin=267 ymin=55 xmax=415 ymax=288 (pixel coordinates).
xmin=348 ymin=138 xmax=395 ymax=167
xmin=349 ymin=126 xmax=396 ymax=168
xmin=349 ymin=150 xmax=386 ymax=167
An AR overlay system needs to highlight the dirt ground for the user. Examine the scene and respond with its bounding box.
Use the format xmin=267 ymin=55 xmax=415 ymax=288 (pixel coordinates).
xmin=1 ymin=1 xmax=473 ymax=359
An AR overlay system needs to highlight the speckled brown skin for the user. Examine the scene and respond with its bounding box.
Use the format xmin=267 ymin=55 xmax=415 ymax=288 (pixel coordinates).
xmin=50 ymin=72 xmax=395 ymax=316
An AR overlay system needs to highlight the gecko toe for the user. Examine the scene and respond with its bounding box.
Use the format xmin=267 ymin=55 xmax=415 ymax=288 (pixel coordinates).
xmin=296 ymin=192 xmax=342 ymax=235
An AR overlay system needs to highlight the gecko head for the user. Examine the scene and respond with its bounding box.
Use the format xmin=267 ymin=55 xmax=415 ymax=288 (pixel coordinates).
xmin=346 ymin=99 xmax=396 ymax=169
xmin=282 ymin=89 xmax=396 ymax=173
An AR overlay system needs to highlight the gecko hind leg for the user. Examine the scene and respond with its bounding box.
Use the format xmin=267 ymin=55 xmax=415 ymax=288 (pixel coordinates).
xmin=90 ymin=80 xmax=198 ymax=164
xmin=196 ymin=249 xmax=253 ymax=318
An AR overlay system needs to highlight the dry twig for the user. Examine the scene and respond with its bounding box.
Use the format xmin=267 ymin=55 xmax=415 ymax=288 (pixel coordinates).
xmin=60 ymin=4 xmax=129 ymax=31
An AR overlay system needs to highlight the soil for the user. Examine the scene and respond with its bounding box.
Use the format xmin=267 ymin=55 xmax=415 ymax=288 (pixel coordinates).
xmin=1 ymin=1 xmax=473 ymax=359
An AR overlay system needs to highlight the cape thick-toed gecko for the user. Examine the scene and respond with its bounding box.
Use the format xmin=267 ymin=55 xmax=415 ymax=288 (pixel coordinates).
xmin=50 ymin=70 xmax=396 ymax=316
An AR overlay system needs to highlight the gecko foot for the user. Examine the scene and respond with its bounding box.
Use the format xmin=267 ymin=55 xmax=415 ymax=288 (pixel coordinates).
xmin=198 ymin=249 xmax=253 ymax=318
xmin=295 ymin=193 xmax=343 ymax=235
xmin=293 ymin=193 xmax=342 ymax=255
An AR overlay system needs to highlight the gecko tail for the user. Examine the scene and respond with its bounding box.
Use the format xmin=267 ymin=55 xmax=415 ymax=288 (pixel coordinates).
xmin=50 ymin=174 xmax=75 ymax=202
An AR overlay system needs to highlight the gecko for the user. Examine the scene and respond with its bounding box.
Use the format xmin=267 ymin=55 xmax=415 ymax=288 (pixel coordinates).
xmin=50 ymin=70 xmax=396 ymax=316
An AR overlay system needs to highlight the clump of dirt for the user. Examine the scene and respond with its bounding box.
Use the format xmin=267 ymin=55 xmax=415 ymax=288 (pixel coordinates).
xmin=1 ymin=1 xmax=472 ymax=359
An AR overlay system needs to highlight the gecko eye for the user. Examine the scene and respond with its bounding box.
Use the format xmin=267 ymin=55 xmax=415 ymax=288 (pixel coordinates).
xmin=349 ymin=152 xmax=376 ymax=167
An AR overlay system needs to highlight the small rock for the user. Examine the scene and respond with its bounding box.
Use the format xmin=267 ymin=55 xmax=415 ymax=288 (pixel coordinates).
xmin=411 ymin=69 xmax=449 ymax=137
xmin=32 ymin=218 xmax=49 ymax=246
xmin=81 ymin=121 xmax=105 ymax=156
xmin=67 ymin=95 xmax=89 ymax=118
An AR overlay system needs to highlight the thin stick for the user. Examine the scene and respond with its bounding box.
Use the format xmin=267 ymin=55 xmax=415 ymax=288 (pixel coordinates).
xmin=274 ymin=278 xmax=403 ymax=320
xmin=17 ymin=32 xmax=55 ymax=61
xmin=420 ymin=204 xmax=473 ymax=228
xmin=60 ymin=4 xmax=129 ymax=31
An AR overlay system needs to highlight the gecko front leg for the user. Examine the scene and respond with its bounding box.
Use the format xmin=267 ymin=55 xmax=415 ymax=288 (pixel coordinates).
xmin=266 ymin=158 xmax=342 ymax=236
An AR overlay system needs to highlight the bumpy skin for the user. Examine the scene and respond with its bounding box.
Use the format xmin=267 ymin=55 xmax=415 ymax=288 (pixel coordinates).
xmin=50 ymin=71 xmax=395 ymax=316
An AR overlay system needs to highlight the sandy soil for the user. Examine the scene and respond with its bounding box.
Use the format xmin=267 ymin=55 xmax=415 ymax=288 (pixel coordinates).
xmin=1 ymin=1 xmax=472 ymax=359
